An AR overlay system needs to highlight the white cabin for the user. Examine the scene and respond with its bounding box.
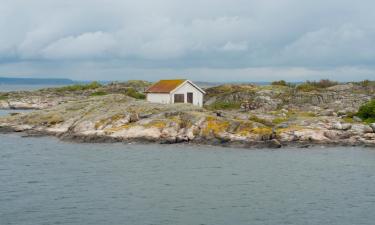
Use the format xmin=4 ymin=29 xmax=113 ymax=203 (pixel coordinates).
xmin=145 ymin=79 xmax=205 ymax=107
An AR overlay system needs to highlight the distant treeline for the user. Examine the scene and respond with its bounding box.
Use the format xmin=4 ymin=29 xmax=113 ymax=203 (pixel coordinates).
xmin=0 ymin=77 xmax=75 ymax=85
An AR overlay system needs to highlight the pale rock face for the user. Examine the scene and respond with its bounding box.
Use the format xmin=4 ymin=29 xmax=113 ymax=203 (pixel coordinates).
xmin=0 ymin=100 xmax=9 ymax=109
xmin=46 ymin=118 xmax=78 ymax=134
xmin=73 ymin=121 xmax=96 ymax=133
xmin=332 ymin=122 xmax=352 ymax=131
xmin=293 ymin=129 xmax=329 ymax=142
xmin=370 ymin=123 xmax=375 ymax=132
xmin=111 ymin=126 xmax=161 ymax=140
xmin=161 ymin=127 xmax=178 ymax=139
xmin=12 ymin=125 xmax=33 ymax=132
xmin=324 ymin=130 xmax=342 ymax=140
xmin=8 ymin=101 xmax=35 ymax=109
xmin=352 ymin=124 xmax=373 ymax=134
xmin=363 ymin=133 xmax=375 ymax=140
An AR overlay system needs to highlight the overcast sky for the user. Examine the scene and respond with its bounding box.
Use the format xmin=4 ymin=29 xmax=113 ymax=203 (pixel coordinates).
xmin=0 ymin=0 xmax=374 ymax=82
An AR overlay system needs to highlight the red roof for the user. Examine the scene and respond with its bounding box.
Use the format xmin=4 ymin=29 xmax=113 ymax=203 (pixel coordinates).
xmin=145 ymin=79 xmax=186 ymax=93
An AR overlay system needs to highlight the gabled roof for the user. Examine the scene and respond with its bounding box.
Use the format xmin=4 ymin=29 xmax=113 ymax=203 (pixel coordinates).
xmin=145 ymin=79 xmax=205 ymax=94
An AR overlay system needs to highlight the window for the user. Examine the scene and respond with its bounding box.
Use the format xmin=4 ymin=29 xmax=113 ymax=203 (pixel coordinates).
xmin=174 ymin=94 xmax=184 ymax=103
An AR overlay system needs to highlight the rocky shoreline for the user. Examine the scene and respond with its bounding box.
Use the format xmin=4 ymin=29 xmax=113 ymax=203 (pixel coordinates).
xmin=1 ymin=82 xmax=375 ymax=149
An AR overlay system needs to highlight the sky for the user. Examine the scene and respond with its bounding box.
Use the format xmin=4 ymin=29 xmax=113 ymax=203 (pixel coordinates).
xmin=0 ymin=0 xmax=374 ymax=82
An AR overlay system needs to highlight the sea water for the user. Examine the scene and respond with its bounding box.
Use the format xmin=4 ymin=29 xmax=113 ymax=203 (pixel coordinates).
xmin=0 ymin=134 xmax=375 ymax=225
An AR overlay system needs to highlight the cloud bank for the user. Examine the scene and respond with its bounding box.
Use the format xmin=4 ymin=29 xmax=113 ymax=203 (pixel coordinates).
xmin=0 ymin=0 xmax=374 ymax=81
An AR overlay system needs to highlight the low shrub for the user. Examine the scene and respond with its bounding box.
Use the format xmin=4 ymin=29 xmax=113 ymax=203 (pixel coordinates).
xmin=207 ymin=101 xmax=241 ymax=110
xmin=271 ymin=80 xmax=287 ymax=86
xmin=356 ymin=100 xmax=375 ymax=123
xmin=0 ymin=95 xmax=8 ymax=100
xmin=90 ymin=91 xmax=108 ymax=96
xmin=125 ymin=88 xmax=146 ymax=99
xmin=296 ymin=79 xmax=339 ymax=92
xmin=56 ymin=81 xmax=102 ymax=92
xmin=355 ymin=80 xmax=375 ymax=87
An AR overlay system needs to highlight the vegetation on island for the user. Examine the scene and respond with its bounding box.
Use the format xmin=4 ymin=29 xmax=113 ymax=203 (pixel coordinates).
xmin=55 ymin=81 xmax=102 ymax=92
xmin=0 ymin=94 xmax=8 ymax=101
xmin=1 ymin=78 xmax=375 ymax=148
xmin=357 ymin=99 xmax=375 ymax=123
xmin=296 ymin=79 xmax=339 ymax=92
xmin=125 ymin=88 xmax=146 ymax=99
xmin=90 ymin=91 xmax=108 ymax=97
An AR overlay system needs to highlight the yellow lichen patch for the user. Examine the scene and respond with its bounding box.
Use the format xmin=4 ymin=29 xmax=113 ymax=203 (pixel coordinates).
xmin=95 ymin=113 xmax=126 ymax=129
xmin=287 ymin=110 xmax=316 ymax=118
xmin=235 ymin=121 xmax=254 ymax=136
xmin=250 ymin=127 xmax=273 ymax=135
xmin=143 ymin=120 xmax=168 ymax=129
xmin=25 ymin=112 xmax=64 ymax=126
xmin=104 ymin=124 xmax=133 ymax=134
xmin=203 ymin=118 xmax=230 ymax=135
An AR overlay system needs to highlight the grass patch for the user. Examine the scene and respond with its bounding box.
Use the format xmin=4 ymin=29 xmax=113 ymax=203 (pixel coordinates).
xmin=207 ymin=101 xmax=241 ymax=110
xmin=125 ymin=88 xmax=146 ymax=99
xmin=90 ymin=91 xmax=108 ymax=97
xmin=0 ymin=95 xmax=8 ymax=100
xmin=342 ymin=117 xmax=354 ymax=123
xmin=56 ymin=81 xmax=102 ymax=92
xmin=272 ymin=117 xmax=288 ymax=124
xmin=250 ymin=127 xmax=273 ymax=135
xmin=249 ymin=115 xmax=273 ymax=126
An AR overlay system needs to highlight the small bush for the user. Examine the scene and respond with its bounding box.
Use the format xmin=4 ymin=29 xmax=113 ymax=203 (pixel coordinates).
xmin=207 ymin=101 xmax=241 ymax=110
xmin=90 ymin=91 xmax=107 ymax=96
xmin=356 ymin=100 xmax=375 ymax=123
xmin=56 ymin=81 xmax=102 ymax=92
xmin=125 ymin=88 xmax=146 ymax=99
xmin=271 ymin=80 xmax=287 ymax=86
xmin=296 ymin=79 xmax=339 ymax=92
xmin=0 ymin=95 xmax=8 ymax=100
xmin=354 ymin=80 xmax=375 ymax=87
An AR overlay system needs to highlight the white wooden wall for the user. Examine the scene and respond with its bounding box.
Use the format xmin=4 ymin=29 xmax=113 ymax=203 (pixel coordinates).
xmin=146 ymin=93 xmax=171 ymax=104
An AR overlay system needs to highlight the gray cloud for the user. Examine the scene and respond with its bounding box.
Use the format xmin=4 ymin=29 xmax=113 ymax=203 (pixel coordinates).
xmin=0 ymin=0 xmax=374 ymax=81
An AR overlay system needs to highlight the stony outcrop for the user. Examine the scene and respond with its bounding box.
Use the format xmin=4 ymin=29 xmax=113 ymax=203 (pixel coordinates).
xmin=1 ymin=93 xmax=375 ymax=148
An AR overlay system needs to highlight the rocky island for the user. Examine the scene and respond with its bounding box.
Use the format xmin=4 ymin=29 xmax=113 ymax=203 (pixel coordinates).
xmin=1 ymin=80 xmax=375 ymax=148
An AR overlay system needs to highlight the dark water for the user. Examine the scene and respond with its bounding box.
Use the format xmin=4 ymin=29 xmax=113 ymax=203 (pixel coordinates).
xmin=1 ymin=134 xmax=375 ymax=225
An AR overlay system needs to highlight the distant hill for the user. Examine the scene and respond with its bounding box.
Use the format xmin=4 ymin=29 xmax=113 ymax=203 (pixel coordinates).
xmin=0 ymin=77 xmax=75 ymax=85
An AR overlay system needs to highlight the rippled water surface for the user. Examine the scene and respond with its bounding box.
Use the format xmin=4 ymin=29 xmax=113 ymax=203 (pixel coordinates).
xmin=1 ymin=134 xmax=375 ymax=225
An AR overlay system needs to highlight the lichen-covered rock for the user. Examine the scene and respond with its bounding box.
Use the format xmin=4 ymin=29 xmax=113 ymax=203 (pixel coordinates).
xmin=1 ymin=81 xmax=374 ymax=148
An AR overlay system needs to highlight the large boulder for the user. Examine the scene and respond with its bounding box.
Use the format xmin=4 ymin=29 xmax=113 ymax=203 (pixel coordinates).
xmin=332 ymin=122 xmax=352 ymax=131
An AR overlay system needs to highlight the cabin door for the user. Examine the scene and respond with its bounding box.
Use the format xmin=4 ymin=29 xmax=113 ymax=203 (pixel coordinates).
xmin=187 ymin=92 xmax=193 ymax=104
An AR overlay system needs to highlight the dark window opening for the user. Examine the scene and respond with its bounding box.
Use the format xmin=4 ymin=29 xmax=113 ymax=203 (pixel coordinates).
xmin=187 ymin=92 xmax=193 ymax=103
xmin=174 ymin=94 xmax=184 ymax=103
